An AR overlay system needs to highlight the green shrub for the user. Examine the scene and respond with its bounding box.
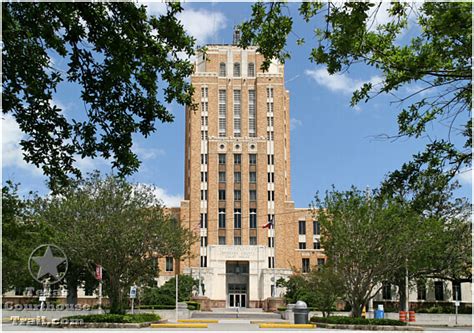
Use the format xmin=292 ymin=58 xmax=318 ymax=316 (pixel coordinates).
xmin=136 ymin=304 xmax=175 ymax=310
xmin=277 ymin=307 xmax=287 ymax=312
xmin=186 ymin=301 xmax=200 ymax=310
xmin=141 ymin=275 xmax=198 ymax=306
xmin=310 ymin=316 xmax=407 ymax=326
xmin=62 ymin=313 xmax=160 ymax=323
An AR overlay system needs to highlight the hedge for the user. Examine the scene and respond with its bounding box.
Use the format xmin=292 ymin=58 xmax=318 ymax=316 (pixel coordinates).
xmin=62 ymin=313 xmax=161 ymax=323
xmin=310 ymin=316 xmax=407 ymax=326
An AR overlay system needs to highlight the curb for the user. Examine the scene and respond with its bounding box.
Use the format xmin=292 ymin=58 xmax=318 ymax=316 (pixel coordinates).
xmin=178 ymin=319 xmax=219 ymax=323
xmin=259 ymin=323 xmax=316 ymax=329
xmin=313 ymin=322 xmax=424 ymax=331
xmin=150 ymin=323 xmax=209 ymax=328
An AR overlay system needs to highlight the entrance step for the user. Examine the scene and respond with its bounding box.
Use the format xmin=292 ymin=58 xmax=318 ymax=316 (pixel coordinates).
xmin=191 ymin=310 xmax=282 ymax=320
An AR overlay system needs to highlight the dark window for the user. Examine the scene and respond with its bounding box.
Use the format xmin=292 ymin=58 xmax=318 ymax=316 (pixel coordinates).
xmin=313 ymin=221 xmax=321 ymax=235
xmin=268 ymin=237 xmax=274 ymax=248
xmin=219 ymin=236 xmax=226 ymax=245
xmin=233 ymin=62 xmax=241 ymax=77
xmin=267 ymin=154 xmax=274 ymax=165
xmin=219 ymin=154 xmax=226 ymax=164
xmin=201 ymin=154 xmax=208 ymax=164
xmin=234 ymin=236 xmax=242 ymax=245
xmin=299 ymin=242 xmax=306 ymax=249
xmin=249 ymin=172 xmax=257 ymax=183
xmin=201 ymin=190 xmax=207 ymax=200
xmin=249 ymin=154 xmax=257 ymax=164
xmin=219 ymin=190 xmax=226 ymax=201
xmin=249 ymin=209 xmax=257 ymax=228
xmin=453 ymin=282 xmax=462 ymax=301
xmin=249 ymin=236 xmax=257 ymax=245
xmin=201 ymin=172 xmax=207 ymax=182
xmin=302 ymin=258 xmax=310 ymax=273
xmin=435 ymin=281 xmax=444 ymax=301
xmin=219 ymin=172 xmax=226 ymax=183
xmin=267 ymin=172 xmax=274 ymax=183
xmin=298 ymin=220 xmax=306 ymax=235
xmin=166 ymin=257 xmax=173 ymax=272
xmin=382 ymin=283 xmax=392 ymax=300
xmin=417 ymin=282 xmax=427 ymax=300
xmin=234 ymin=190 xmax=241 ymax=201
xmin=313 ymin=240 xmax=321 ymax=250
xmin=317 ymin=258 xmax=325 ymax=266
xmin=268 ymin=257 xmax=274 ymax=268
xmin=219 ymin=209 xmax=226 ymax=228
xmin=200 ymin=213 xmax=208 ymax=228
xmin=219 ymin=62 xmax=226 ymax=77
xmin=200 ymin=236 xmax=208 ymax=247
xmin=200 ymin=256 xmax=207 ymax=267
xmin=267 ymin=191 xmax=274 ymax=201
xmin=234 ymin=172 xmax=241 ymax=183
xmin=234 ymin=209 xmax=241 ymax=228
xmin=248 ymin=63 xmax=255 ymax=77
xmin=249 ymin=190 xmax=257 ymax=201
xmin=234 ymin=154 xmax=241 ymax=164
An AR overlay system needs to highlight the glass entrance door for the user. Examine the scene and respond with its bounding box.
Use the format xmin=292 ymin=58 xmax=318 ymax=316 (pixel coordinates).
xmin=229 ymin=293 xmax=246 ymax=308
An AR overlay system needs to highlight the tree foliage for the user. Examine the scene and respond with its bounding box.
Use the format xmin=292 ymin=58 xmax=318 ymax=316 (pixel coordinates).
xmin=3 ymin=2 xmax=196 ymax=191
xmin=141 ymin=275 xmax=198 ymax=306
xmin=240 ymin=2 xmax=471 ymax=185
xmin=35 ymin=173 xmax=196 ymax=313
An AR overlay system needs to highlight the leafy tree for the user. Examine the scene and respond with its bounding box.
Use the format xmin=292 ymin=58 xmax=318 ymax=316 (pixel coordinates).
xmin=141 ymin=275 xmax=198 ymax=306
xmin=306 ymin=264 xmax=344 ymax=317
xmin=3 ymin=2 xmax=197 ymax=191
xmin=312 ymin=187 xmax=422 ymax=317
xmin=240 ymin=2 xmax=471 ymax=186
xmin=36 ymin=173 xmax=196 ymax=313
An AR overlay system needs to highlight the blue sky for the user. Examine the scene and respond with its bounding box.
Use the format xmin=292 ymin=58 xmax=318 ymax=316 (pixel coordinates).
xmin=2 ymin=2 xmax=471 ymax=206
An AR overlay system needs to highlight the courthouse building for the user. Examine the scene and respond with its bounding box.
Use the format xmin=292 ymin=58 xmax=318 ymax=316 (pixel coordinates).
xmin=158 ymin=38 xmax=326 ymax=308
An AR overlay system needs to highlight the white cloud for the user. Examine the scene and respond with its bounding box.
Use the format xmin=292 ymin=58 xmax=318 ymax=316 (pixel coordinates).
xmin=457 ymin=169 xmax=472 ymax=185
xmin=305 ymin=68 xmax=382 ymax=95
xmin=133 ymin=142 xmax=165 ymax=160
xmin=177 ymin=8 xmax=227 ymax=45
xmin=2 ymin=114 xmax=42 ymax=175
xmin=290 ymin=118 xmax=302 ymax=130
xmin=135 ymin=183 xmax=183 ymax=207
xmin=141 ymin=1 xmax=167 ymax=17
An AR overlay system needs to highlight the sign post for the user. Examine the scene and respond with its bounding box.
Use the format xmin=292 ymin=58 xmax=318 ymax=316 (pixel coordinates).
xmin=130 ymin=286 xmax=137 ymax=315
xmin=95 ymin=265 xmax=103 ymax=312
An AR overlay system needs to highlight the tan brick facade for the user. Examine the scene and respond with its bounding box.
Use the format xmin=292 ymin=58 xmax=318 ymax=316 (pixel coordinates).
xmin=158 ymin=45 xmax=326 ymax=308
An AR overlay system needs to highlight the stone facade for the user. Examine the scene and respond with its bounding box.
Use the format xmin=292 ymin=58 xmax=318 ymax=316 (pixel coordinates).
xmin=157 ymin=44 xmax=326 ymax=308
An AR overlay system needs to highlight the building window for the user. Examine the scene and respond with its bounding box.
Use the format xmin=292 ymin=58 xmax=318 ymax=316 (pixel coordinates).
xmin=234 ymin=172 xmax=241 ymax=183
xmin=218 ymin=236 xmax=226 ymax=245
xmin=234 ymin=190 xmax=241 ymax=201
xmin=299 ymin=242 xmax=306 ymax=249
xmin=248 ymin=62 xmax=255 ymax=77
xmin=234 ymin=209 xmax=241 ymax=228
xmin=267 ymin=87 xmax=274 ymax=99
xmin=201 ymin=130 xmax=208 ymax=140
xmin=200 ymin=190 xmax=207 ymax=201
xmin=218 ymin=90 xmax=226 ymax=137
xmin=453 ymin=281 xmax=462 ymax=301
xmin=200 ymin=236 xmax=208 ymax=247
xmin=200 ymin=213 xmax=208 ymax=228
xmin=268 ymin=236 xmax=274 ymax=248
xmin=381 ymin=283 xmax=392 ymax=300
xmin=200 ymin=256 xmax=207 ymax=267
xmin=267 ymin=131 xmax=274 ymax=141
xmin=298 ymin=220 xmax=306 ymax=235
xmin=219 ymin=209 xmax=226 ymax=228
xmin=267 ymin=116 xmax=274 ymax=127
xmin=249 ymin=209 xmax=257 ymax=228
xmin=249 ymin=236 xmax=257 ymax=245
xmin=249 ymin=154 xmax=257 ymax=165
xmin=317 ymin=258 xmax=325 ymax=266
xmin=248 ymin=89 xmax=256 ymax=137
xmin=219 ymin=171 xmax=226 ymax=183
xmin=234 ymin=154 xmax=241 ymax=164
xmin=268 ymin=256 xmax=275 ymax=269
xmin=219 ymin=62 xmax=226 ymax=77
xmin=219 ymin=154 xmax=226 ymax=164
xmin=435 ymin=281 xmax=444 ymax=301
xmin=313 ymin=221 xmax=320 ymax=235
xmin=234 ymin=236 xmax=242 ymax=245
xmin=302 ymin=258 xmax=310 ymax=273
xmin=233 ymin=62 xmax=241 ymax=77
xmin=267 ymin=190 xmax=274 ymax=201
xmin=201 ymin=154 xmax=208 ymax=165
xmin=201 ymin=115 xmax=208 ymax=126
xmin=201 ymin=172 xmax=207 ymax=182
xmin=417 ymin=282 xmax=427 ymax=300
xmin=219 ymin=190 xmax=226 ymax=201
xmin=267 ymin=154 xmax=274 ymax=165
xmin=268 ymin=172 xmax=274 ymax=183
xmin=166 ymin=257 xmax=173 ymax=272
xmin=249 ymin=172 xmax=257 ymax=183
xmin=313 ymin=240 xmax=321 ymax=250
xmin=249 ymin=190 xmax=257 ymax=201
xmin=233 ymin=90 xmax=241 ymax=137
xmin=201 ymin=86 xmax=208 ymax=98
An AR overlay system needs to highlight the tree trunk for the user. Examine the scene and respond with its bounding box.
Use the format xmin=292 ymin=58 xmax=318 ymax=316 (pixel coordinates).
xmin=398 ymin=281 xmax=408 ymax=312
xmin=108 ymin=276 xmax=125 ymax=314
xmin=66 ymin=283 xmax=78 ymax=305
